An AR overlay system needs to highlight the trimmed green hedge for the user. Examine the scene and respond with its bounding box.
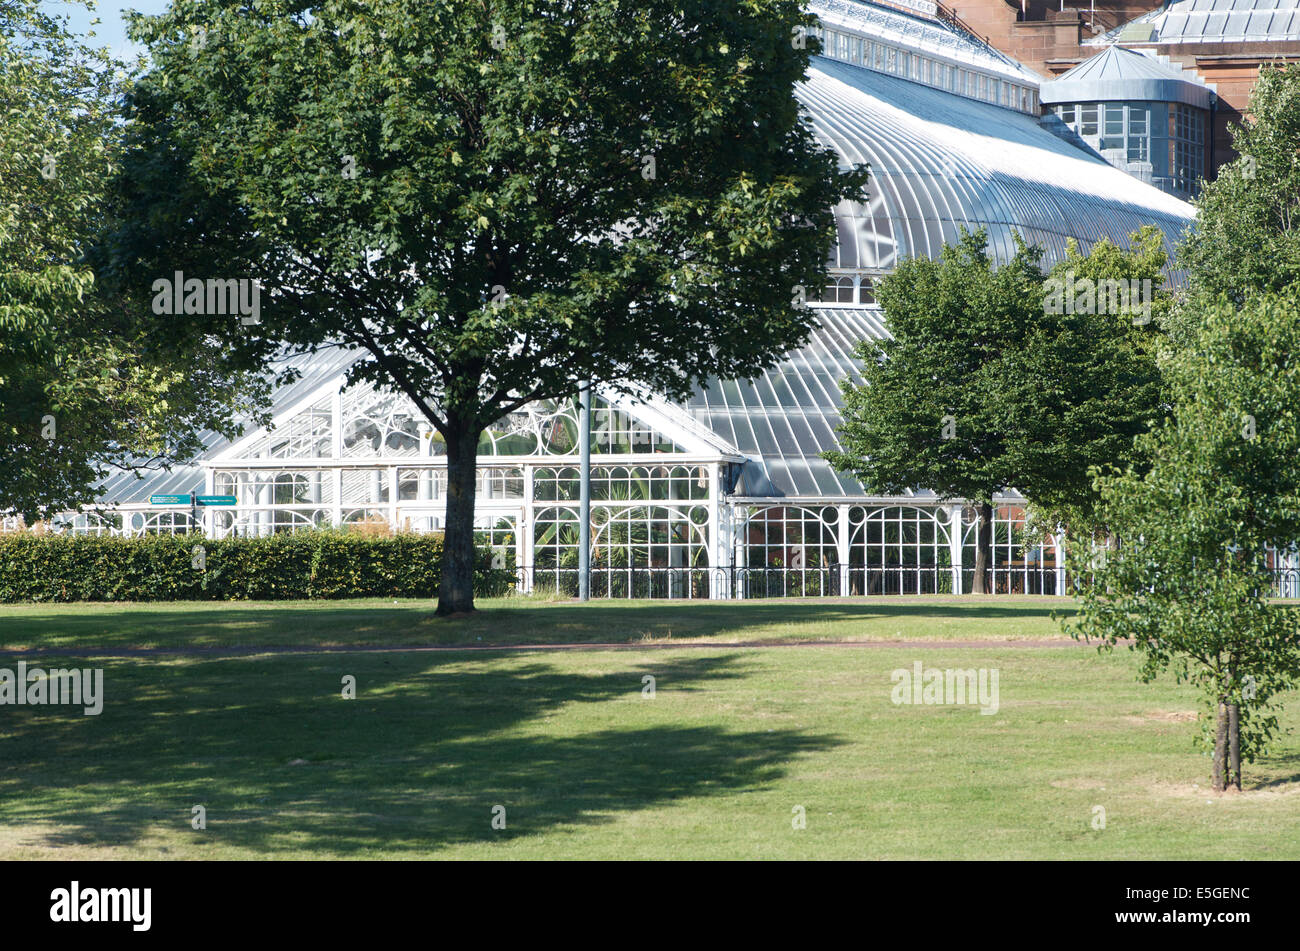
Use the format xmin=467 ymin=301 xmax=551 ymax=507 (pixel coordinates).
xmin=0 ymin=532 xmax=515 ymax=602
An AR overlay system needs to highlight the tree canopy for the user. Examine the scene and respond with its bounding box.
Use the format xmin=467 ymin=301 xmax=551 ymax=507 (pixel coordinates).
xmin=1179 ymin=62 xmax=1300 ymax=301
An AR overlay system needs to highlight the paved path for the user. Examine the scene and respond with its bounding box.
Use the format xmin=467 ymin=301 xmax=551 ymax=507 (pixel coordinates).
xmin=0 ymin=638 xmax=1109 ymax=658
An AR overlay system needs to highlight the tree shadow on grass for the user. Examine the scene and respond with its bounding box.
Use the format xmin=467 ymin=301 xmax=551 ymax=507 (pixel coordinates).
xmin=1249 ymin=752 xmax=1300 ymax=791
xmin=0 ymin=651 xmax=842 ymax=856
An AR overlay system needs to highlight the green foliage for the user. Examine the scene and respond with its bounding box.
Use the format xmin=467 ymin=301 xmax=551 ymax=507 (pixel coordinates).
xmin=1014 ymin=226 xmax=1170 ymax=538
xmin=1068 ymin=294 xmax=1300 ymax=782
xmin=1178 ymin=62 xmax=1300 ymax=302
xmin=0 ymin=531 xmax=514 ymax=602
xmin=0 ymin=0 xmax=265 ymax=520
xmin=825 ymin=228 xmax=1044 ymax=508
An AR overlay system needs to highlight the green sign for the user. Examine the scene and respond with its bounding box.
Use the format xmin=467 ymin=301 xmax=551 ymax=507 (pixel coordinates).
xmin=149 ymin=495 xmax=192 ymax=505
xmin=195 ymin=495 xmax=237 ymax=506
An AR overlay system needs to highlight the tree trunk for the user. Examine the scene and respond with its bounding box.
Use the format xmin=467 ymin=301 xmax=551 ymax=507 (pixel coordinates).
xmin=1212 ymin=701 xmax=1229 ymax=792
xmin=1228 ymin=702 xmax=1242 ymax=791
xmin=971 ymin=501 xmax=993 ymax=594
xmin=437 ymin=421 xmax=479 ymax=616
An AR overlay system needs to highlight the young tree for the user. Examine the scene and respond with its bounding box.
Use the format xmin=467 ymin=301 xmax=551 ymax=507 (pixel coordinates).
xmin=1068 ymin=294 xmax=1300 ymax=791
xmin=110 ymin=0 xmax=867 ymax=614
xmin=0 ymin=0 xmax=261 ymax=521
xmin=825 ymin=230 xmax=1044 ymax=593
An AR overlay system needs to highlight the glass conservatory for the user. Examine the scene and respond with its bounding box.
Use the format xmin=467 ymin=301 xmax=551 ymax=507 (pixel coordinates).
xmin=68 ymin=0 xmax=1203 ymax=598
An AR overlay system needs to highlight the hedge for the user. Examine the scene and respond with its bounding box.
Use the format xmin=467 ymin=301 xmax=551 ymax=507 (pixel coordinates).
xmin=0 ymin=532 xmax=516 ymax=602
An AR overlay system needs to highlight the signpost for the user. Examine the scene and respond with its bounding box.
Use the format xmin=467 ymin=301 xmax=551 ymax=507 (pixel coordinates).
xmin=149 ymin=494 xmax=235 ymax=537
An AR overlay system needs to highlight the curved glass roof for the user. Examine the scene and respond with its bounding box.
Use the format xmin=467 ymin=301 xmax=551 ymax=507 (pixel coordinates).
xmin=802 ymin=57 xmax=1196 ymax=271
xmin=689 ymin=307 xmax=890 ymax=499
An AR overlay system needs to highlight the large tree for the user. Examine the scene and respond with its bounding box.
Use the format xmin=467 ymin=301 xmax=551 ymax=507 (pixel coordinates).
xmin=0 ymin=0 xmax=261 ymax=521
xmin=1068 ymin=294 xmax=1300 ymax=791
xmin=1068 ymin=62 xmax=1300 ymax=792
xmin=111 ymin=0 xmax=867 ymax=614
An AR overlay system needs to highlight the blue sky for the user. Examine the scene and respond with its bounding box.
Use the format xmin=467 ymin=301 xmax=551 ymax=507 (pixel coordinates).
xmin=44 ymin=0 xmax=172 ymax=62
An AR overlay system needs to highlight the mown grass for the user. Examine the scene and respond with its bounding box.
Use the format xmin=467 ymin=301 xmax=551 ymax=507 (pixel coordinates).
xmin=0 ymin=614 xmax=1297 ymax=859
xmin=0 ymin=595 xmax=1077 ymax=650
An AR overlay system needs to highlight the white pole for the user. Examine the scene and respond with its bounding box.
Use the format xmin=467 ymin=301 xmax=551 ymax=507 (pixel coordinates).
xmin=578 ymin=384 xmax=591 ymax=601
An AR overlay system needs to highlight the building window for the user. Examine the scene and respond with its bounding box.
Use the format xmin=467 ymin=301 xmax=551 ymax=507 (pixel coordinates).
xmin=848 ymin=506 xmax=953 ymax=595
xmin=824 ymin=275 xmax=855 ymax=304
xmin=1101 ymin=103 xmax=1125 ymax=151
xmin=1079 ymin=104 xmax=1098 ymax=137
xmin=1127 ymin=105 xmax=1149 ymax=162
xmin=1171 ymin=104 xmax=1206 ymax=195
xmin=859 ymin=278 xmax=876 ymax=305
xmin=743 ymin=506 xmax=839 ymax=571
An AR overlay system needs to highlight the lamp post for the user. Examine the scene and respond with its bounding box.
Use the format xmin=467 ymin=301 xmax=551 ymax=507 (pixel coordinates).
xmin=578 ymin=383 xmax=591 ymax=601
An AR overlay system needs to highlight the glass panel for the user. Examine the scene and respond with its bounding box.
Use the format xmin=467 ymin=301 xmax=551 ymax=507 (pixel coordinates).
xmin=1105 ymin=104 xmax=1124 ymax=135
xmin=235 ymin=397 xmax=333 ymax=459
xmin=1080 ymin=104 xmax=1098 ymax=137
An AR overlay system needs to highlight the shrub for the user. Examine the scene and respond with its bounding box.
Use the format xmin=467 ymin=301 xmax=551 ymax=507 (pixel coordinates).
xmin=0 ymin=531 xmax=515 ymax=602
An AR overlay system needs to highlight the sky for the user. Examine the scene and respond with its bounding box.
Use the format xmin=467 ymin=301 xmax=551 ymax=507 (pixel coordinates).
xmin=43 ymin=0 xmax=171 ymax=62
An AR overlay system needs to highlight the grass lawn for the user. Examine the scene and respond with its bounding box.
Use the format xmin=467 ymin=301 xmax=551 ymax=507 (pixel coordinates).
xmin=1 ymin=598 xmax=1297 ymax=859
xmin=0 ymin=595 xmax=1077 ymax=649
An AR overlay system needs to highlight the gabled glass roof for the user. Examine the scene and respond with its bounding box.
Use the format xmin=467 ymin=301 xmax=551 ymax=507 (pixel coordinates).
xmin=810 ymin=0 xmax=1039 ymax=85
xmin=95 ymin=348 xmax=358 ymax=505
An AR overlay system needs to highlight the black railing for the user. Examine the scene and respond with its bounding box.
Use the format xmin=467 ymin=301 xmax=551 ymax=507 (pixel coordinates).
xmin=731 ymin=567 xmax=842 ymax=599
xmin=965 ymin=566 xmax=1060 ymax=595
xmin=847 ymin=565 xmax=955 ymax=596
xmin=524 ymin=566 xmax=713 ymax=600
